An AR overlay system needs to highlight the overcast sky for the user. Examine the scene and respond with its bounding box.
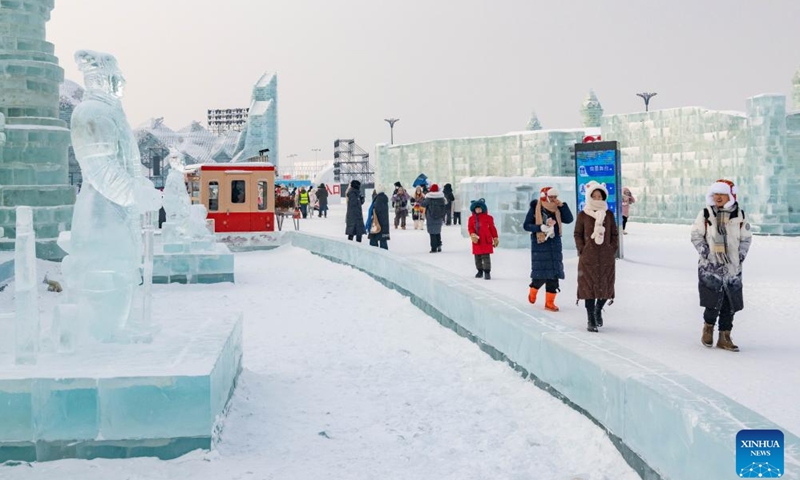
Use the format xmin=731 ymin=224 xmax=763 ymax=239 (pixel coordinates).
xmin=48 ymin=0 xmax=800 ymax=164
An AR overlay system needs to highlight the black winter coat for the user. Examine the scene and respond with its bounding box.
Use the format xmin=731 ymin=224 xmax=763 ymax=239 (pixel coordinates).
xmin=345 ymin=187 xmax=366 ymax=236
xmin=523 ymin=200 xmax=574 ymax=280
xmin=368 ymin=192 xmax=390 ymax=240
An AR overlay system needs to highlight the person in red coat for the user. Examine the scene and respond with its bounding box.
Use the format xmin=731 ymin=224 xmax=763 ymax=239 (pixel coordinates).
xmin=467 ymin=198 xmax=499 ymax=280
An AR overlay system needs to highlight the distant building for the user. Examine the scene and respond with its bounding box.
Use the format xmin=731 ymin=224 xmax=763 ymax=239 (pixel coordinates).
xmin=207 ymin=108 xmax=249 ymax=135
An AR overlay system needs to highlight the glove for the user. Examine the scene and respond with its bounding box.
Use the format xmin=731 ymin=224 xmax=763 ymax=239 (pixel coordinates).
xmin=470 ymin=233 xmax=479 ymax=244
xmin=492 ymin=237 xmax=499 ymax=247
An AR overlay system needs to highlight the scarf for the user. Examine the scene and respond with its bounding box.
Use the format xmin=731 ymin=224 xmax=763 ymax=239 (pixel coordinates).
xmin=583 ymin=199 xmax=608 ymax=245
xmin=535 ymin=199 xmax=563 ymax=244
xmin=710 ymin=207 xmax=731 ymax=264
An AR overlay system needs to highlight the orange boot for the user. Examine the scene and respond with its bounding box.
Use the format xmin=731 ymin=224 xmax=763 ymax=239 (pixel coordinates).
xmin=545 ymin=292 xmax=560 ymax=312
xmin=528 ymin=287 xmax=539 ymax=304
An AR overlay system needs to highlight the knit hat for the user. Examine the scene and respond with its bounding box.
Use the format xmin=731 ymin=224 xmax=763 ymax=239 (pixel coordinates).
xmin=470 ymin=198 xmax=488 ymax=213
xmin=584 ymin=181 xmax=608 ymax=201
xmin=430 ymin=184 xmax=440 ymax=192
xmin=707 ymin=179 xmax=737 ymax=209
xmin=539 ymin=186 xmax=559 ymax=200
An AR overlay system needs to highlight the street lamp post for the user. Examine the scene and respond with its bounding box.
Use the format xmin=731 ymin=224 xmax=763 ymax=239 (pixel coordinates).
xmin=384 ymin=118 xmax=399 ymax=144
xmin=636 ymin=92 xmax=658 ymax=112
xmin=311 ymin=148 xmax=321 ymax=162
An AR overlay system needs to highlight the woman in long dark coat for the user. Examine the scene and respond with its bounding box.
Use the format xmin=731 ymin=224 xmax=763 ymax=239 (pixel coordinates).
xmin=421 ymin=184 xmax=447 ymax=253
xmin=523 ymin=186 xmax=573 ymax=311
xmin=366 ymin=185 xmax=390 ymax=249
xmin=574 ymin=181 xmax=618 ymax=332
xmin=316 ymin=183 xmax=329 ymax=218
xmin=345 ymin=179 xmax=366 ymax=242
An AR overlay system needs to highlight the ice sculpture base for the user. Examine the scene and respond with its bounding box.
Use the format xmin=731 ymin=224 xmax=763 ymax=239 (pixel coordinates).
xmin=153 ymin=241 xmax=234 ymax=284
xmin=215 ymin=230 xmax=289 ymax=252
xmin=0 ymin=313 xmax=243 ymax=462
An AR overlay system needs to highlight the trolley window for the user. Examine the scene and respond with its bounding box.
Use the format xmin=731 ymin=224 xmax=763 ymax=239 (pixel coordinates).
xmin=231 ymin=180 xmax=246 ymax=204
xmin=258 ymin=180 xmax=268 ymax=210
xmin=208 ymin=181 xmax=219 ymax=211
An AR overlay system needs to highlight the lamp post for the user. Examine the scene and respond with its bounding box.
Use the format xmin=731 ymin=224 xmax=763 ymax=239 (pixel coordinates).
xmin=636 ymin=92 xmax=658 ymax=112
xmin=311 ymin=148 xmax=321 ymax=162
xmin=384 ymin=118 xmax=399 ymax=144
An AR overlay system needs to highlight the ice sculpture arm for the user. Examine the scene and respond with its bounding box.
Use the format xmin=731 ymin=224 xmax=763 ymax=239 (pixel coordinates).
xmin=738 ymin=209 xmax=753 ymax=263
xmin=522 ymin=202 xmax=545 ymax=233
xmin=690 ymin=209 xmax=710 ymax=257
xmin=559 ymin=203 xmax=574 ymax=225
xmin=71 ymin=116 xmax=135 ymax=207
xmin=574 ymin=212 xmax=586 ymax=254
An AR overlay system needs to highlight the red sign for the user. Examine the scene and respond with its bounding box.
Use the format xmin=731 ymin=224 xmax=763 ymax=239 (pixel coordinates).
xmin=583 ymin=135 xmax=602 ymax=143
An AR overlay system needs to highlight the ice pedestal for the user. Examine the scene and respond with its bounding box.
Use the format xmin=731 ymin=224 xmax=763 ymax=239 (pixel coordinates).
xmin=153 ymin=234 xmax=235 ymax=284
xmin=0 ymin=313 xmax=243 ymax=462
xmin=458 ymin=176 xmax=576 ymax=249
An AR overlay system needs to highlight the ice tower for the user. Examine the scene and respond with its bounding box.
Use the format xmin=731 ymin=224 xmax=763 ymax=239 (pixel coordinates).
xmin=792 ymin=67 xmax=800 ymax=110
xmin=231 ymin=72 xmax=278 ymax=168
xmin=581 ymin=90 xmax=603 ymax=128
xmin=0 ymin=0 xmax=75 ymax=260
xmin=526 ymin=110 xmax=542 ymax=131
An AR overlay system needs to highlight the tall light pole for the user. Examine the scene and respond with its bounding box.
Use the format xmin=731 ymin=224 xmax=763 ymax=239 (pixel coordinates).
xmin=311 ymin=148 xmax=321 ymax=162
xmin=384 ymin=118 xmax=399 ymax=144
xmin=636 ymin=92 xmax=658 ymax=112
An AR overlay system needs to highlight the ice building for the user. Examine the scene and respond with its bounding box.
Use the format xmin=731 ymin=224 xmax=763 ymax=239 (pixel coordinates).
xmin=0 ymin=0 xmax=75 ymax=260
xmin=374 ymin=129 xmax=592 ymax=195
xmin=231 ymin=72 xmax=279 ymax=167
xmin=603 ymin=88 xmax=800 ymax=234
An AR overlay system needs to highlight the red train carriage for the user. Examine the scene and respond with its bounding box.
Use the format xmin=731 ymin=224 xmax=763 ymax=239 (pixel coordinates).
xmin=186 ymin=162 xmax=276 ymax=232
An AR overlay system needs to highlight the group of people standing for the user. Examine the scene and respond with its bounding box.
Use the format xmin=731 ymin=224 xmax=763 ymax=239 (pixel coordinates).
xmin=519 ymin=179 xmax=751 ymax=351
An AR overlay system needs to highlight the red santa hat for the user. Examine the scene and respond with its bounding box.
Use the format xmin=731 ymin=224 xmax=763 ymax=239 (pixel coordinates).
xmin=429 ymin=184 xmax=439 ymax=192
xmin=539 ymin=186 xmax=559 ymax=200
xmin=706 ymin=179 xmax=737 ymax=209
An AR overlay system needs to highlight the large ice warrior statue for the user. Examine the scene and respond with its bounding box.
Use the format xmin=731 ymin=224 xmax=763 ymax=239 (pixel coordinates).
xmin=61 ymin=50 xmax=161 ymax=342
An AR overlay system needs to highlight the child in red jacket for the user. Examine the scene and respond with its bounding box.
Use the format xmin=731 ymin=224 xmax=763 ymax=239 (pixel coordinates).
xmin=468 ymin=198 xmax=499 ymax=280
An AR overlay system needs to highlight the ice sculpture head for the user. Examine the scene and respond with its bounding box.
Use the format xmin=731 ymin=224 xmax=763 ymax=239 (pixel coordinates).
xmin=75 ymin=50 xmax=126 ymax=98
xmin=167 ymin=148 xmax=185 ymax=173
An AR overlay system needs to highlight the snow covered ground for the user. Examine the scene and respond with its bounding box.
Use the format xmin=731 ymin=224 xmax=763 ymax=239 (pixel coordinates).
xmin=300 ymin=202 xmax=800 ymax=437
xmin=0 ymin=242 xmax=638 ymax=479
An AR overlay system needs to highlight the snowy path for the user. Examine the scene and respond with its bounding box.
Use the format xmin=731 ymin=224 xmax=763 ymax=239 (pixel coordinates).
xmin=301 ymin=203 xmax=800 ymax=436
xmin=1 ymin=247 xmax=637 ymax=479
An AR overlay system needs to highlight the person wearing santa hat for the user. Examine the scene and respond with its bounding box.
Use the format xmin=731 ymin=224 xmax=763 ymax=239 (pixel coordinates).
xmin=574 ymin=181 xmax=618 ymax=332
xmin=690 ymin=179 xmax=752 ymax=352
xmin=523 ymin=186 xmax=574 ymax=311
xmin=421 ymin=183 xmax=448 ymax=253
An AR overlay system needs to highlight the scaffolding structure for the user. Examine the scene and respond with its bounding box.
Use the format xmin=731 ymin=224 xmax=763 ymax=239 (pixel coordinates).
xmin=333 ymin=139 xmax=374 ymax=188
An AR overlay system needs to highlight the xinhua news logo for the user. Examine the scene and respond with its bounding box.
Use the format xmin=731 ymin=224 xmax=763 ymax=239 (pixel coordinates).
xmin=736 ymin=429 xmax=784 ymax=478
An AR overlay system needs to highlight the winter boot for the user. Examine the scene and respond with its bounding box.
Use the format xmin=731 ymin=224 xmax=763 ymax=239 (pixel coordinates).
xmin=701 ymin=323 xmax=714 ymax=347
xmin=528 ymin=287 xmax=539 ymax=304
xmin=717 ymin=331 xmax=739 ymax=352
xmin=594 ymin=300 xmax=606 ymax=327
xmin=586 ymin=308 xmax=598 ymax=332
xmin=475 ymin=270 xmax=484 ymax=278
xmin=545 ymin=292 xmax=560 ymax=312
xmin=484 ymin=271 xmax=491 ymax=280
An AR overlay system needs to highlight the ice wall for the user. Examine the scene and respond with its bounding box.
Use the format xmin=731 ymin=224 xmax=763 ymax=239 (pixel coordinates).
xmin=231 ymin=72 xmax=278 ymax=167
xmin=458 ymin=176 xmax=576 ymax=249
xmin=374 ymin=129 xmax=589 ymax=196
xmin=0 ymin=0 xmax=76 ymax=260
xmin=603 ymin=95 xmax=800 ymax=234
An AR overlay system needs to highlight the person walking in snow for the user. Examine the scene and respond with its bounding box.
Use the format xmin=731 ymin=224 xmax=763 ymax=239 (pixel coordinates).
xmin=421 ymin=183 xmax=447 ymax=253
xmin=316 ymin=183 xmax=329 ymax=218
xmin=392 ymin=186 xmax=410 ymax=229
xmin=366 ymin=185 xmax=390 ymax=250
xmin=523 ymin=187 xmax=574 ymax=311
xmin=621 ymin=187 xmax=636 ymax=234
xmin=574 ymin=181 xmax=618 ymax=332
xmin=410 ymin=186 xmax=426 ymax=230
xmin=691 ymin=179 xmax=752 ymax=352
xmin=296 ymin=186 xmax=310 ymax=219
xmin=443 ymin=183 xmax=456 ymax=225
xmin=468 ymin=198 xmax=499 ymax=280
xmin=345 ymin=179 xmax=366 ymax=242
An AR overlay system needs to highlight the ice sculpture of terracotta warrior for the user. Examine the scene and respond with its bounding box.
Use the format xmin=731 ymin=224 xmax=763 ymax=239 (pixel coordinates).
xmin=62 ymin=50 xmax=161 ymax=341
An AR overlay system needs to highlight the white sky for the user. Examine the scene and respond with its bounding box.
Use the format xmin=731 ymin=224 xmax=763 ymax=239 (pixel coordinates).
xmin=48 ymin=0 xmax=800 ymax=164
